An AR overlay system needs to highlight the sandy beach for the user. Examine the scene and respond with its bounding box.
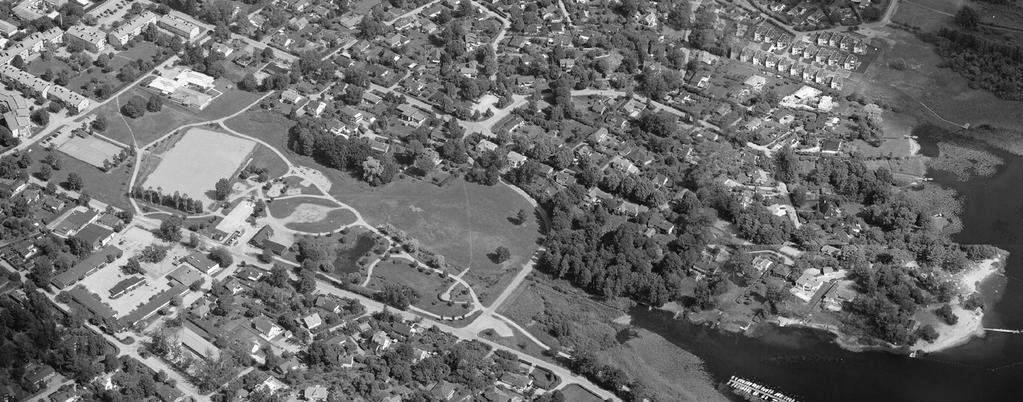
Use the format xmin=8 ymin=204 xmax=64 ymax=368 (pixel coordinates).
xmin=912 ymin=256 xmax=1004 ymax=353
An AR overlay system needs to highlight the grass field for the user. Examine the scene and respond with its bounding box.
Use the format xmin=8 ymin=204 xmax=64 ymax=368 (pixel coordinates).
xmin=330 ymin=177 xmax=542 ymax=306
xmin=224 ymin=110 xmax=296 ymax=151
xmin=196 ymin=84 xmax=266 ymax=121
xmin=143 ymin=128 xmax=256 ymax=204
xmin=26 ymin=145 xmax=133 ymax=210
xmin=244 ymin=145 xmax=289 ymax=181
xmin=226 ymin=109 xmax=541 ymax=304
xmin=366 ymin=257 xmax=473 ymax=318
xmin=93 ymin=86 xmax=205 ymax=146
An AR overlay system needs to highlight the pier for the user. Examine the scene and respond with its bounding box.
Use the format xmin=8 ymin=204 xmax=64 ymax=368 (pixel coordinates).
xmin=983 ymin=328 xmax=1023 ymax=334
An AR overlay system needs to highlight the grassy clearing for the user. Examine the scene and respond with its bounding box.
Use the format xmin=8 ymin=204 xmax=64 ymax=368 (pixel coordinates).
xmin=330 ymin=177 xmax=542 ymax=306
xmin=26 ymin=144 xmax=133 ymax=210
xmin=366 ymin=257 xmax=474 ymax=318
xmin=246 ymin=144 xmax=290 ymax=181
xmin=197 ymin=85 xmax=266 ymax=120
xmin=224 ymin=110 xmax=295 ymax=152
xmin=92 ymin=86 xmax=204 ymax=146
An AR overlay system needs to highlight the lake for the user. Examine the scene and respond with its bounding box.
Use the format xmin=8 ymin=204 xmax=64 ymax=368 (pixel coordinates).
xmin=632 ymin=127 xmax=1023 ymax=402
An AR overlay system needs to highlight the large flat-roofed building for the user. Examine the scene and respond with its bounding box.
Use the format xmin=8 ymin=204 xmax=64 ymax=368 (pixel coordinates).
xmin=65 ymin=24 xmax=107 ymax=52
xmin=0 ymin=20 xmax=18 ymax=37
xmin=108 ymin=11 xmax=158 ymax=48
xmin=0 ymin=90 xmax=32 ymax=137
xmin=158 ymin=14 xmax=202 ymax=42
xmin=51 ymin=245 xmax=124 ymax=289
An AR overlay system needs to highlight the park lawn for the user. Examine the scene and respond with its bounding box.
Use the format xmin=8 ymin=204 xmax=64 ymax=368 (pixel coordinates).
xmin=96 ymin=86 xmax=205 ymax=146
xmin=25 ymin=57 xmax=71 ymax=77
xmin=329 ymin=176 xmax=543 ymax=306
xmin=480 ymin=324 xmax=553 ymax=364
xmin=109 ymin=42 xmax=161 ymax=71
xmin=197 ymin=84 xmax=266 ymax=120
xmin=26 ymin=144 xmax=133 ymax=210
xmin=246 ymin=144 xmax=290 ymax=181
xmin=366 ymin=257 xmax=474 ymax=318
xmin=266 ymin=195 xmax=356 ymax=232
xmin=224 ymin=109 xmax=296 ymax=152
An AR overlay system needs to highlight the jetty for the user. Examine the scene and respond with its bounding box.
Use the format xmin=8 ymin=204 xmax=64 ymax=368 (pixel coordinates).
xmin=727 ymin=376 xmax=798 ymax=402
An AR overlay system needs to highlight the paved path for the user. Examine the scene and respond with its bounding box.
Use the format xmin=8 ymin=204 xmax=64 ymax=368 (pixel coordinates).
xmin=314 ymin=279 xmax=620 ymax=401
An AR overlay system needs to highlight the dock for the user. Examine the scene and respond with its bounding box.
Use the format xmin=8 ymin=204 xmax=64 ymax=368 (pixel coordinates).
xmin=727 ymin=376 xmax=798 ymax=402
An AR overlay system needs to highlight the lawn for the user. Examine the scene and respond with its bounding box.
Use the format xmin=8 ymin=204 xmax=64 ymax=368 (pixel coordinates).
xmin=26 ymin=144 xmax=133 ymax=210
xmin=224 ymin=109 xmax=296 ymax=153
xmin=197 ymin=84 xmax=266 ymax=121
xmin=226 ymin=108 xmax=542 ymax=304
xmin=330 ymin=177 xmax=543 ymax=306
xmin=246 ymin=144 xmax=290 ymax=182
xmin=366 ymin=257 xmax=474 ymax=318
xmin=92 ymin=86 xmax=205 ymax=146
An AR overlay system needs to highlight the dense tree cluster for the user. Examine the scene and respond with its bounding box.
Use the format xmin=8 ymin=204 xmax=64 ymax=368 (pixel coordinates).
xmin=925 ymin=28 xmax=1023 ymax=100
xmin=130 ymin=187 xmax=205 ymax=214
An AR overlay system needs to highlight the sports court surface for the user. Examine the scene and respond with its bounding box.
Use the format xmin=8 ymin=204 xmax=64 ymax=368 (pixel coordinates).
xmin=58 ymin=135 xmax=124 ymax=168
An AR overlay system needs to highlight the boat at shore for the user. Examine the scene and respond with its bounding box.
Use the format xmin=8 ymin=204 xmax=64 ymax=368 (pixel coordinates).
xmin=727 ymin=376 xmax=797 ymax=402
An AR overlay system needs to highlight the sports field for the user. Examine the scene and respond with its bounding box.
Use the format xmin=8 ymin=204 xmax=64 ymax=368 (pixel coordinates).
xmin=142 ymin=128 xmax=255 ymax=203
xmin=58 ymin=135 xmax=124 ymax=168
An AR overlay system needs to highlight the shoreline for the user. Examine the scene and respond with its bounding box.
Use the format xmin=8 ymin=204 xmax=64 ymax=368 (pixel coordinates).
xmin=910 ymin=254 xmax=1005 ymax=353
xmin=655 ymin=253 xmax=1007 ymax=355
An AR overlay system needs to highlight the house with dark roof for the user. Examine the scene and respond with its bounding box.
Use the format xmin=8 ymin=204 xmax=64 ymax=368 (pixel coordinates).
xmin=253 ymin=315 xmax=284 ymax=339
xmin=182 ymin=251 xmax=218 ymax=273
xmin=75 ymin=223 xmax=113 ymax=250
xmin=51 ymin=245 xmax=123 ymax=289
xmin=109 ymin=276 xmax=145 ymax=299
xmin=52 ymin=209 xmax=99 ymax=237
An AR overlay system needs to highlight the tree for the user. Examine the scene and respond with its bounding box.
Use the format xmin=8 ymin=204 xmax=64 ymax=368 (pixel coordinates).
xmin=146 ymin=95 xmax=163 ymax=112
xmin=36 ymin=164 xmax=52 ymax=181
xmin=493 ymin=246 xmax=511 ymax=263
xmin=157 ymin=216 xmax=183 ymax=242
xmin=955 ymin=6 xmax=979 ymax=30
xmin=30 ymin=258 xmax=53 ymax=288
xmin=65 ymin=172 xmax=84 ymax=191
xmin=374 ymin=283 xmax=419 ymax=309
xmin=259 ymin=247 xmax=274 ymax=263
xmin=214 ymin=178 xmax=231 ymax=200
xmin=515 ymin=209 xmax=528 ymax=225
xmin=139 ymin=244 xmax=169 ymax=263
xmin=239 ymin=73 xmax=258 ymax=91
xmin=92 ymin=114 xmax=107 ymax=131
xmin=209 ymin=247 xmax=234 ymax=267
xmin=935 ymin=304 xmax=958 ymax=325
xmin=31 ymin=109 xmax=50 ymax=125
xmin=187 ymin=232 xmax=200 ymax=248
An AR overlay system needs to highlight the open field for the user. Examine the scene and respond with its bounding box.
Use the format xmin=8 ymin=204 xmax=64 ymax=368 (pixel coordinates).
xmin=268 ymin=196 xmax=339 ymax=217
xmin=26 ymin=145 xmax=133 ymax=210
xmin=857 ymin=28 xmax=1023 ymax=153
xmin=142 ymin=128 xmax=256 ymax=204
xmin=245 ymin=145 xmax=290 ymax=181
xmin=329 ymin=177 xmax=542 ymax=306
xmin=226 ymin=109 xmax=540 ymax=303
xmin=196 ymin=84 xmax=265 ymax=120
xmin=366 ymin=257 xmax=473 ymax=318
xmin=93 ymin=86 xmax=205 ymax=146
xmin=58 ymin=135 xmax=124 ymax=168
